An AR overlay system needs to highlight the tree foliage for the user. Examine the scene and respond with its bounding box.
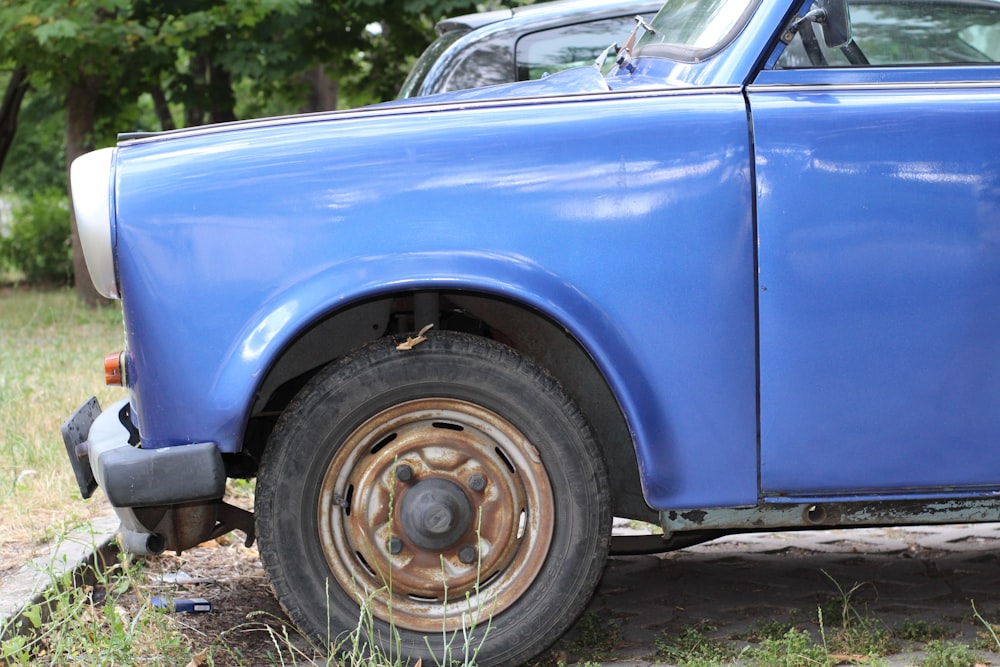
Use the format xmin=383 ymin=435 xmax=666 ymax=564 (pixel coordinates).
xmin=1 ymin=0 xmax=526 ymax=299
xmin=1 ymin=0 xmax=516 ymax=172
xmin=0 ymin=188 xmax=72 ymax=285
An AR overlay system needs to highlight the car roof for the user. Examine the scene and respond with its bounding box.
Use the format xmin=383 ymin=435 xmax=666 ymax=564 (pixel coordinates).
xmin=436 ymin=8 xmax=514 ymax=34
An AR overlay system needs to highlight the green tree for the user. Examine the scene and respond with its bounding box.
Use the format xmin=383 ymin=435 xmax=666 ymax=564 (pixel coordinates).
xmin=0 ymin=66 xmax=28 ymax=171
xmin=0 ymin=0 xmax=533 ymax=301
xmin=1 ymin=0 xmax=148 ymax=303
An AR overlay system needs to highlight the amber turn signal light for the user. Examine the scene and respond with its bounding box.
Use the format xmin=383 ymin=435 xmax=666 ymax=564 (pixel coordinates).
xmin=104 ymin=351 xmax=127 ymax=386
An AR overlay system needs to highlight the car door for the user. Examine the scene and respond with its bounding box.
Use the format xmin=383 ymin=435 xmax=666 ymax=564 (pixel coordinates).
xmin=748 ymin=0 xmax=1000 ymax=498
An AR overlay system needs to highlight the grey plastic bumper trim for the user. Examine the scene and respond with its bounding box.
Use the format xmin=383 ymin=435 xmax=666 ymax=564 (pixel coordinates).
xmin=68 ymin=397 xmax=226 ymax=508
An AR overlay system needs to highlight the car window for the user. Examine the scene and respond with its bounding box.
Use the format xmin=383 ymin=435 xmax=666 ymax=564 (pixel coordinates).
xmin=435 ymin=42 xmax=517 ymax=93
xmin=514 ymin=15 xmax=653 ymax=80
xmin=398 ymin=29 xmax=469 ymax=99
xmin=776 ymin=0 xmax=1000 ymax=68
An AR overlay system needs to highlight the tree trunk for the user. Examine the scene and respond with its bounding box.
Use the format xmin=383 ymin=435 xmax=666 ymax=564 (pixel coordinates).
xmin=299 ymin=65 xmax=339 ymax=113
xmin=0 ymin=67 xmax=30 ymax=177
xmin=185 ymin=54 xmax=208 ymax=127
xmin=208 ymin=62 xmax=236 ymax=124
xmin=66 ymin=73 xmax=112 ymax=308
xmin=150 ymin=85 xmax=175 ymax=131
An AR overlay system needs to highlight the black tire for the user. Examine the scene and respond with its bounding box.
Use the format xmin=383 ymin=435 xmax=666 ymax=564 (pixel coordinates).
xmin=255 ymin=331 xmax=611 ymax=667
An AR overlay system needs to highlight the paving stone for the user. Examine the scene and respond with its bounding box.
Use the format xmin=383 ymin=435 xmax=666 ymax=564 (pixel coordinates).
xmin=0 ymin=514 xmax=118 ymax=638
xmin=562 ymin=524 xmax=1000 ymax=666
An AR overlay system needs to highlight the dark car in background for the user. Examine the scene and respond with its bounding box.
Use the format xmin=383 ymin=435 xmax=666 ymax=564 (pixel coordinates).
xmin=398 ymin=0 xmax=660 ymax=98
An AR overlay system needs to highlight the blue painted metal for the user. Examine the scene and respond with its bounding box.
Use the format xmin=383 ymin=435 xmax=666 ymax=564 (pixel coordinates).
xmin=751 ymin=67 xmax=1000 ymax=497
xmin=113 ymin=87 xmax=759 ymax=510
xmin=75 ymin=0 xmax=1000 ymax=522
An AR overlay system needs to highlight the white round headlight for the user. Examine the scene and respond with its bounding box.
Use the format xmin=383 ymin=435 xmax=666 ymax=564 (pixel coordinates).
xmin=70 ymin=147 xmax=118 ymax=299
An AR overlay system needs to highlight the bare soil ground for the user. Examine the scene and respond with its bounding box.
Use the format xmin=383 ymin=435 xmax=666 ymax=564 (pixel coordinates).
xmin=125 ymin=536 xmax=302 ymax=666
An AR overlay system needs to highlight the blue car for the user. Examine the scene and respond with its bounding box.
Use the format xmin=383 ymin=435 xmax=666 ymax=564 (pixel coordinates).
xmin=64 ymin=0 xmax=1000 ymax=663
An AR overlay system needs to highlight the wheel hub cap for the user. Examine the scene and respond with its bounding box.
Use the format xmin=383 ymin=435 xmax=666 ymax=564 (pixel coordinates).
xmin=316 ymin=398 xmax=555 ymax=633
xmin=399 ymin=478 xmax=472 ymax=550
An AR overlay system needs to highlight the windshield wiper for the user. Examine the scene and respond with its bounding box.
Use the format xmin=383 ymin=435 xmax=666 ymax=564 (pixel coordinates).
xmin=593 ymin=42 xmax=618 ymax=70
xmin=612 ymin=15 xmax=659 ymax=73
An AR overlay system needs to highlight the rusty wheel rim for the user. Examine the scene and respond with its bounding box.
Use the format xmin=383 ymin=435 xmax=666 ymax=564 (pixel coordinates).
xmin=317 ymin=398 xmax=555 ymax=632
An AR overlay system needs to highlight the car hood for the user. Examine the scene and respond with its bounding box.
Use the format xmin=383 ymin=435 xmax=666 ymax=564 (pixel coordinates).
xmin=117 ymin=66 xmax=616 ymax=146
xmin=379 ymin=65 xmax=613 ymax=109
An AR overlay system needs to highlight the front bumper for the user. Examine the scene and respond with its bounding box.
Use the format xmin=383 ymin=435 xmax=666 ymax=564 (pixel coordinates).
xmin=62 ymin=397 xmax=229 ymax=554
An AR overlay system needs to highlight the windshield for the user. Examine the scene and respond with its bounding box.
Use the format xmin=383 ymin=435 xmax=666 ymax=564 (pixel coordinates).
xmin=635 ymin=0 xmax=760 ymax=58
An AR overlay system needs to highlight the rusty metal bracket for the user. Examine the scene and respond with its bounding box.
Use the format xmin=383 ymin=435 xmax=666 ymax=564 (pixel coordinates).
xmin=207 ymin=502 xmax=256 ymax=547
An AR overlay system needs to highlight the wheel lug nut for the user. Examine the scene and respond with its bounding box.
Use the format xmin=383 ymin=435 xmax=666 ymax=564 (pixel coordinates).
xmin=396 ymin=464 xmax=414 ymax=482
xmin=458 ymin=545 xmax=477 ymax=564
xmin=468 ymin=474 xmax=486 ymax=492
xmin=388 ymin=536 xmax=403 ymax=554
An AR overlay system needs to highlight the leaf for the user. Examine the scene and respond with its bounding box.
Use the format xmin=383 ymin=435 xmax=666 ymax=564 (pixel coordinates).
xmin=396 ymin=323 xmax=434 ymax=351
xmin=17 ymin=15 xmax=43 ymax=29
xmin=22 ymin=604 xmax=42 ymax=629
xmin=34 ymin=18 xmax=79 ymax=44
xmin=185 ymin=648 xmax=209 ymax=667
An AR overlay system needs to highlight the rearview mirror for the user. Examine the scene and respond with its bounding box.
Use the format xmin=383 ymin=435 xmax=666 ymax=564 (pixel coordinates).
xmin=818 ymin=0 xmax=852 ymax=48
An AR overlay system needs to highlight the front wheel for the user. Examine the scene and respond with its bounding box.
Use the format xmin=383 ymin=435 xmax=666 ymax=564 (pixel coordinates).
xmin=255 ymin=332 xmax=611 ymax=667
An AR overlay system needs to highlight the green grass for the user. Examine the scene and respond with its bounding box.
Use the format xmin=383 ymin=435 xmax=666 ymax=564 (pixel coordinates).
xmin=1 ymin=550 xmax=191 ymax=666
xmin=896 ymin=619 xmax=953 ymax=643
xmin=569 ymin=611 xmax=624 ymax=658
xmin=744 ymin=627 xmax=833 ymax=667
xmin=654 ymin=625 xmax=737 ymax=666
xmin=0 ymin=288 xmax=125 ymax=553
xmin=919 ymin=640 xmax=982 ymax=667
xmin=817 ymin=571 xmax=894 ymax=661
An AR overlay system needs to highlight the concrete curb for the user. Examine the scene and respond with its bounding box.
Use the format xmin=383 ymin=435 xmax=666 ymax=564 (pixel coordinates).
xmin=0 ymin=514 xmax=119 ymax=640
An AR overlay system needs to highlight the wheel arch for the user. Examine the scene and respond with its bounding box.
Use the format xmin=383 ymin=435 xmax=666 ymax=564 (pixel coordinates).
xmin=240 ymin=283 xmax=656 ymax=524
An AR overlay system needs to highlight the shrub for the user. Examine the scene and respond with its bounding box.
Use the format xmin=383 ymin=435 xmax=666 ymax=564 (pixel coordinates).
xmin=0 ymin=190 xmax=73 ymax=285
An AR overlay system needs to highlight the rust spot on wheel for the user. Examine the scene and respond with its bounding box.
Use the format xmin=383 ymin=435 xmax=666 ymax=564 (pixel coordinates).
xmin=317 ymin=398 xmax=554 ymax=633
